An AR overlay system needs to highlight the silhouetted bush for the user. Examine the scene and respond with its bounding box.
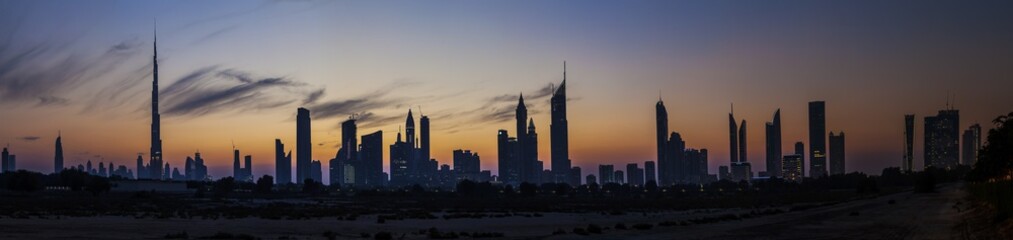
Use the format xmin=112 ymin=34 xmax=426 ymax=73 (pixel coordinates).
xmin=255 ymin=175 xmax=273 ymax=194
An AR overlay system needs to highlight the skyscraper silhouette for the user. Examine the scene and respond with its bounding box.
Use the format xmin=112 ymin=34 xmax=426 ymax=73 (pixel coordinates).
xmin=390 ymin=128 xmax=411 ymax=185
xmin=668 ymin=132 xmax=685 ymax=183
xmin=233 ymin=148 xmax=241 ymax=180
xmin=829 ymin=132 xmax=845 ymax=175
xmin=656 ymin=98 xmax=670 ymax=185
xmin=729 ymin=106 xmax=751 ymax=182
xmin=54 ymin=132 xmax=64 ymax=173
xmin=962 ymin=124 xmax=981 ymax=166
xmin=149 ymin=27 xmax=164 ymax=180
xmin=551 ymin=62 xmax=571 ymax=184
xmin=1 ymin=147 xmax=8 ymax=173
xmin=275 ymin=139 xmax=291 ymax=184
xmin=765 ymin=109 xmax=782 ymax=178
xmin=497 ymin=129 xmax=519 ymax=184
xmin=808 ymin=101 xmax=827 ymax=178
xmin=296 ymin=107 xmax=311 ymax=183
xmin=527 ymin=118 xmax=540 ymax=183
xmin=904 ymin=115 xmax=914 ymax=172
xmin=925 ymin=109 xmax=959 ymax=170
xmin=360 ymin=130 xmax=384 ymax=186
xmin=515 ymin=94 xmax=529 ymax=182
xmin=644 ymin=161 xmax=656 ymax=184
xmin=341 ymin=118 xmax=358 ymax=163
xmin=421 ymin=114 xmax=431 ymax=169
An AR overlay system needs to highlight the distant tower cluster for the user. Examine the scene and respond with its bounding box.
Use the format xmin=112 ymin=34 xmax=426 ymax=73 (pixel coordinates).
xmin=653 ymin=98 xmax=710 ymax=185
xmin=389 ymin=109 xmax=438 ymax=186
xmin=497 ymin=94 xmax=541 ymax=186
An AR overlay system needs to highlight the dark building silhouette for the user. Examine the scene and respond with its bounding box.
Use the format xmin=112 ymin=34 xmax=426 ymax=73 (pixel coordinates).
xmin=310 ymin=160 xmax=322 ymax=183
xmin=586 ymin=174 xmax=597 ymax=185
xmin=421 ymin=115 xmax=431 ymax=172
xmin=904 ymin=115 xmax=915 ymax=172
xmin=185 ymin=156 xmax=193 ymax=180
xmin=626 ymin=163 xmax=644 ymax=186
xmin=729 ymin=107 xmax=751 ymax=182
xmin=644 ymin=161 xmax=656 ymax=184
xmin=515 ymin=94 xmax=529 ymax=182
xmin=296 ymin=107 xmax=311 ymax=183
xmin=829 ymin=132 xmax=845 ymax=175
xmin=244 ymin=155 xmax=253 ymax=182
xmin=598 ymin=164 xmax=614 ymax=184
xmin=925 ymin=109 xmax=959 ymax=170
xmin=360 ymin=130 xmax=384 ymax=187
xmin=332 ymin=118 xmax=359 ymax=186
xmin=149 ymin=29 xmax=164 ymax=180
xmin=453 ymin=149 xmax=481 ymax=181
xmin=962 ymin=124 xmax=981 ymax=166
xmin=233 ymin=148 xmax=243 ymax=181
xmin=275 ymin=139 xmax=291 ymax=184
xmin=497 ymin=130 xmax=520 ymax=184
xmin=765 ymin=109 xmax=782 ymax=178
xmin=667 ymin=132 xmax=686 ymax=183
xmin=685 ymin=148 xmax=708 ymax=183
xmin=570 ymin=167 xmax=582 ymax=185
xmin=527 ymin=118 xmax=540 ymax=184
xmin=390 ymin=128 xmax=411 ymax=185
xmin=782 ymin=154 xmax=803 ymax=182
xmin=54 ymin=132 xmax=64 ymax=173
xmin=194 ymin=151 xmax=208 ymax=181
xmin=135 ymin=155 xmax=145 ymax=179
xmin=1 ymin=148 xmax=8 ymax=173
xmin=794 ymin=141 xmax=805 ymax=177
xmin=656 ymin=98 xmax=672 ymax=185
xmin=808 ymin=101 xmax=827 ymax=178
xmin=550 ymin=62 xmax=571 ymax=184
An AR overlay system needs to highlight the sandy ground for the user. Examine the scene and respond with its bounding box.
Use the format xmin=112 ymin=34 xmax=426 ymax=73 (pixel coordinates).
xmin=0 ymin=185 xmax=969 ymax=239
xmin=554 ymin=184 xmax=967 ymax=240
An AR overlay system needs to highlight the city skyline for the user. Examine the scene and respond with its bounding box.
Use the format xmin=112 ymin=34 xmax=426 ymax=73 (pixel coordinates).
xmin=2 ymin=1 xmax=1013 ymax=181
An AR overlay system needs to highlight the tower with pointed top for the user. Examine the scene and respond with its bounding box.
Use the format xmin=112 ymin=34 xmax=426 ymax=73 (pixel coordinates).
xmin=765 ymin=109 xmax=782 ymax=178
xmin=550 ymin=62 xmax=571 ymax=184
xmin=515 ymin=94 xmax=529 ymax=183
xmin=656 ymin=98 xmax=669 ymax=185
xmin=149 ymin=27 xmax=164 ymax=180
xmin=55 ymin=131 xmax=64 ymax=173
xmin=526 ymin=117 xmax=539 ymax=183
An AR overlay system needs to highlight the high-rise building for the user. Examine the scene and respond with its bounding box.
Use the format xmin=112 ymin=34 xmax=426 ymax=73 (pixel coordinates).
xmin=729 ymin=107 xmax=750 ymax=182
xmin=149 ymin=28 xmax=164 ymax=180
xmin=527 ymin=118 xmax=540 ymax=184
xmin=1 ymin=146 xmax=7 ymax=173
xmin=925 ymin=110 xmax=959 ymax=170
xmin=626 ymin=163 xmax=644 ymax=186
xmin=667 ymin=132 xmax=685 ymax=184
xmin=497 ymin=130 xmax=520 ymax=184
xmin=421 ymin=115 xmax=431 ymax=171
xmin=275 ymin=139 xmax=291 ymax=184
xmin=184 ymin=156 xmax=193 ymax=180
xmin=904 ymin=115 xmax=914 ymax=172
xmin=781 ymin=154 xmax=803 ymax=182
xmin=135 ymin=155 xmax=145 ymax=179
xmin=244 ymin=155 xmax=253 ymax=182
xmin=310 ymin=160 xmax=322 ymax=183
xmin=586 ymin=174 xmax=597 ymax=185
xmin=808 ymin=101 xmax=827 ymax=178
xmin=54 ymin=132 xmax=64 ymax=173
xmin=296 ymin=107 xmax=311 ymax=183
xmin=765 ymin=109 xmax=782 ymax=178
xmin=340 ymin=118 xmax=358 ymax=164
xmin=551 ymin=62 xmax=571 ymax=184
xmin=829 ymin=132 xmax=845 ymax=175
xmin=570 ymin=167 xmax=582 ymax=186
xmin=194 ymin=151 xmax=208 ymax=181
xmin=598 ymin=165 xmax=614 ymax=184
xmin=390 ymin=128 xmax=411 ymax=185
xmin=962 ymin=124 xmax=982 ymax=166
xmin=360 ymin=130 xmax=384 ymax=187
xmin=233 ymin=148 xmax=241 ymax=180
xmin=515 ymin=94 xmax=529 ymax=182
xmin=453 ymin=149 xmax=481 ymax=181
xmin=644 ymin=161 xmax=656 ymax=184
xmin=655 ymin=98 xmax=670 ymax=185
xmin=614 ymin=170 xmax=625 ymax=185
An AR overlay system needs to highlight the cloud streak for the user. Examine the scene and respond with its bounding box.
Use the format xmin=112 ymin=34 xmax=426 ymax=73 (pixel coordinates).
xmin=160 ymin=66 xmax=322 ymax=117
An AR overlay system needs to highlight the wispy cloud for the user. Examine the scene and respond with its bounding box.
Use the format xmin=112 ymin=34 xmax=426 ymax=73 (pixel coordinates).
xmin=19 ymin=136 xmax=39 ymax=141
xmin=160 ymin=66 xmax=321 ymax=117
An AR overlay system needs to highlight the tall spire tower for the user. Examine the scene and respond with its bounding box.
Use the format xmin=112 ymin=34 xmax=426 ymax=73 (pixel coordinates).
xmin=149 ymin=23 xmax=163 ymax=180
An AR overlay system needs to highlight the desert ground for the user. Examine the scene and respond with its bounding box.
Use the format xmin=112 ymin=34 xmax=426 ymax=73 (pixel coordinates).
xmin=0 ymin=184 xmax=976 ymax=239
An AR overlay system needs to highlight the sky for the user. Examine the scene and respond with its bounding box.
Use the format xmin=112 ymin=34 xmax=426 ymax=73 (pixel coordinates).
xmin=1 ymin=0 xmax=1012 ymax=181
